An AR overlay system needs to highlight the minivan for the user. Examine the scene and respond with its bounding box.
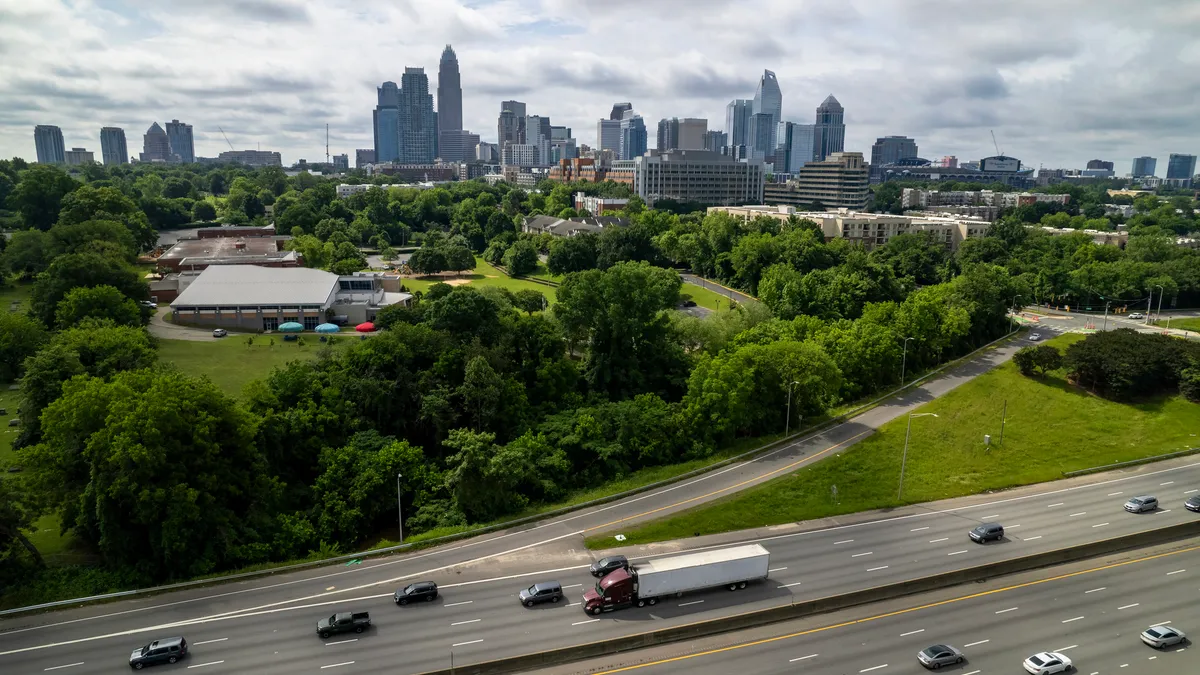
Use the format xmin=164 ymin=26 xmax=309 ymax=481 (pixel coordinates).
xmin=969 ymin=522 xmax=1004 ymax=543
xmin=1125 ymin=495 xmax=1158 ymax=513
xmin=129 ymin=637 xmax=187 ymax=669
xmin=518 ymin=581 xmax=563 ymax=607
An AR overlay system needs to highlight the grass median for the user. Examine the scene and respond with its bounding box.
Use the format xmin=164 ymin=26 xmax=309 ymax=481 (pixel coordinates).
xmin=585 ymin=334 xmax=1200 ymax=549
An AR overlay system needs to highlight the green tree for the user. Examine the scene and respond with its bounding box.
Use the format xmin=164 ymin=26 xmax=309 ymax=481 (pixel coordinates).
xmin=192 ymin=200 xmax=217 ymax=222
xmin=1013 ymin=344 xmax=1064 ymax=376
xmin=459 ymin=356 xmax=504 ymax=430
xmin=502 ymin=239 xmax=538 ymax=276
xmin=1 ymin=229 xmax=53 ymax=279
xmin=57 ymin=185 xmax=156 ymax=251
xmin=55 ymin=285 xmax=143 ymax=329
xmin=424 ymin=286 xmax=502 ymax=343
xmin=0 ymin=313 xmax=47 ymax=382
xmin=30 ymin=252 xmax=148 ymax=326
xmin=546 ymin=233 xmax=598 ymax=275
xmin=0 ymin=478 xmax=44 ymax=572
xmin=48 ymin=219 xmax=138 ymax=262
xmin=6 ymin=164 xmax=78 ymax=230
xmin=408 ymin=246 xmax=448 ymax=274
xmin=512 ymin=289 xmax=546 ymax=314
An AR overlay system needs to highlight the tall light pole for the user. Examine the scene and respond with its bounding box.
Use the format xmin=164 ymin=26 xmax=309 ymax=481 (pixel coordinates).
xmin=396 ymin=473 xmax=404 ymax=543
xmin=1102 ymin=300 xmax=1111 ymax=331
xmin=901 ymin=337 xmax=914 ymax=385
xmin=1010 ymin=294 xmax=1022 ymax=328
xmin=1154 ymin=284 xmax=1165 ymax=324
xmin=785 ymin=380 xmax=801 ymax=435
xmin=1145 ymin=287 xmax=1155 ymax=325
xmin=898 ymin=412 xmax=938 ymax=500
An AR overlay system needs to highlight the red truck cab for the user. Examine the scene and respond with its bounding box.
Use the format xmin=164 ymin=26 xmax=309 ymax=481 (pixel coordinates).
xmin=582 ymin=567 xmax=636 ymax=615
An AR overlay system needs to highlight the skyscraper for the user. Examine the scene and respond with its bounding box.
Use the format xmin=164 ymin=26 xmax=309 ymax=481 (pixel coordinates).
xmin=398 ymin=67 xmax=437 ymax=163
xmin=140 ymin=122 xmax=172 ymax=162
xmin=374 ymin=81 xmax=401 ymax=163
xmin=597 ymin=118 xmax=621 ymax=152
xmin=33 ymin=125 xmax=65 ymax=164
xmin=752 ymin=70 xmax=782 ymax=156
xmin=657 ymin=118 xmax=679 ymax=152
xmin=1131 ymin=156 xmax=1157 ymax=177
xmin=813 ymin=95 xmax=846 ymax=161
xmin=678 ymin=119 xmax=707 ymax=150
xmin=725 ymin=99 xmax=752 ymax=147
xmin=869 ymin=136 xmax=918 ymax=181
xmin=437 ymin=45 xmax=465 ymax=161
xmin=165 ymin=119 xmax=194 ymax=163
xmin=1165 ymin=153 xmax=1196 ymax=182
xmin=748 ymin=113 xmax=774 ymax=160
xmin=499 ymin=100 xmax=526 ymax=146
xmin=704 ymin=130 xmax=728 ymax=152
xmin=609 ymin=102 xmax=632 ymax=121
xmin=776 ymin=122 xmax=815 ymax=174
xmin=619 ymin=111 xmax=647 ymax=160
xmin=1085 ymin=159 xmax=1114 ymax=171
xmin=100 ymin=127 xmax=128 ymax=165
xmin=526 ymin=115 xmax=552 ymax=165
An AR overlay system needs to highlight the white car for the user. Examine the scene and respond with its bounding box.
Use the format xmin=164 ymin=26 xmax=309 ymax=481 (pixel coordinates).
xmin=1141 ymin=624 xmax=1187 ymax=648
xmin=1029 ymin=333 xmax=1041 ymax=341
xmin=212 ymin=328 xmax=228 ymax=338
xmin=1023 ymin=651 xmax=1072 ymax=674
xmin=1129 ymin=312 xmax=1145 ymax=319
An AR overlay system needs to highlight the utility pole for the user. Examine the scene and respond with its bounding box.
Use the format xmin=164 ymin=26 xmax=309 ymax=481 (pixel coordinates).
xmin=1154 ymin=284 xmax=1165 ymax=324
xmin=396 ymin=473 xmax=404 ymax=543
xmin=999 ymin=400 xmax=1008 ymax=445
xmin=901 ymin=337 xmax=914 ymax=385
xmin=1102 ymin=301 xmax=1111 ymax=331
xmin=785 ymin=381 xmax=800 ymax=435
xmin=1145 ymin=288 xmax=1154 ymax=325
xmin=898 ymin=413 xmax=938 ymax=500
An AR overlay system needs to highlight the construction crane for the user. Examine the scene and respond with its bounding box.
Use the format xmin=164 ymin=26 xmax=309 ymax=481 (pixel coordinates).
xmin=990 ymin=129 xmax=1003 ymax=156
xmin=218 ymin=126 xmax=236 ymax=152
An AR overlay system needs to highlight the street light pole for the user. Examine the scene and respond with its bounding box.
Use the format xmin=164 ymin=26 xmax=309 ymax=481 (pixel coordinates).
xmin=1103 ymin=300 xmax=1111 ymax=331
xmin=901 ymin=337 xmax=914 ymax=385
xmin=1010 ymin=294 xmax=1022 ymax=329
xmin=1145 ymin=287 xmax=1154 ymax=325
xmin=898 ymin=413 xmax=938 ymax=500
xmin=785 ymin=380 xmax=800 ymax=435
xmin=396 ymin=473 xmax=404 ymax=543
xmin=1154 ymin=284 xmax=1165 ymax=324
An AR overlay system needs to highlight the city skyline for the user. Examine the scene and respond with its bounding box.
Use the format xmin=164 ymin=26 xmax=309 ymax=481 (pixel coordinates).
xmin=1 ymin=0 xmax=1197 ymax=172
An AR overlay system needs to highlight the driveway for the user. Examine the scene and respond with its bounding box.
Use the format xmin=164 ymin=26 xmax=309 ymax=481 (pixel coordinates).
xmin=147 ymin=309 xmax=224 ymax=342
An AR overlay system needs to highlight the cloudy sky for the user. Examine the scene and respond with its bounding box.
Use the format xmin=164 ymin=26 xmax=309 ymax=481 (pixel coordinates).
xmin=2 ymin=0 xmax=1198 ymax=174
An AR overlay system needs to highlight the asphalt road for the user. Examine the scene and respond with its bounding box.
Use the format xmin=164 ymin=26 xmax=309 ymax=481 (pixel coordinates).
xmin=542 ymin=540 xmax=1200 ymax=675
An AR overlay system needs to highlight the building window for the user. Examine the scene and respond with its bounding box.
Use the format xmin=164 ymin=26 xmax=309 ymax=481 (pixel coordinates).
xmin=283 ymin=317 xmax=298 ymax=325
xmin=263 ymin=317 xmax=279 ymax=331
xmin=303 ymin=316 xmax=320 ymax=330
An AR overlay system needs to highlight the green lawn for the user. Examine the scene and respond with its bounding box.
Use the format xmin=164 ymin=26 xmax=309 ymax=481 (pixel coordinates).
xmin=157 ymin=337 xmax=350 ymax=397
xmin=524 ymin=262 xmax=563 ymax=284
xmin=680 ymin=282 xmax=739 ymax=312
xmin=1155 ymin=317 xmax=1200 ymax=332
xmin=586 ymin=334 xmax=1200 ymax=548
xmin=400 ymin=257 xmax=558 ymax=303
xmin=0 ymin=388 xmax=20 ymax=466
xmin=0 ymin=281 xmax=34 ymax=313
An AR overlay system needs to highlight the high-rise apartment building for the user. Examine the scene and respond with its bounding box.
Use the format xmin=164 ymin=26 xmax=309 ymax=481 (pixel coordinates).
xmin=752 ymin=70 xmax=782 ymax=157
xmin=725 ymin=99 xmax=753 ymax=147
xmin=64 ymin=148 xmax=94 ymax=165
xmin=374 ymin=81 xmax=401 ymax=163
xmin=355 ymin=149 xmax=376 ymax=169
xmin=34 ymin=125 xmax=66 ymax=164
xmin=165 ymin=119 xmax=194 ymax=163
xmin=813 ymin=95 xmax=846 ymax=161
xmin=398 ymin=67 xmax=438 ymax=163
xmin=140 ymin=122 xmax=172 ymax=162
xmin=99 ymin=127 xmax=128 ymax=165
xmin=1131 ymin=156 xmax=1157 ymax=177
xmin=704 ymin=130 xmax=728 ymax=152
xmin=869 ymin=136 xmax=918 ymax=181
xmin=775 ymin=122 xmax=815 ymax=174
xmin=619 ymin=111 xmax=647 ymax=160
xmin=332 ymin=154 xmax=349 ymax=172
xmin=1165 ymin=153 xmax=1196 ymax=182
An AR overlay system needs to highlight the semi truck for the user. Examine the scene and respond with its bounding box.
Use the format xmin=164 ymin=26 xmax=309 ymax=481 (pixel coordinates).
xmin=581 ymin=544 xmax=770 ymax=615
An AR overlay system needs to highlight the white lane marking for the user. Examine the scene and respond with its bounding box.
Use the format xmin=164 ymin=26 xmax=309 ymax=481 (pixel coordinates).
xmin=963 ymin=639 xmax=989 ymax=647
xmin=1119 ymin=603 xmax=1140 ymax=610
xmin=1162 ymin=481 xmax=1176 ymax=486
xmin=834 ymin=539 xmax=854 ymax=545
xmin=571 ymin=619 xmax=599 ymax=626
xmin=929 ymin=538 xmax=949 ymax=543
xmin=451 ymin=639 xmax=484 ymax=647
xmin=1093 ymin=522 xmax=1110 ymax=528
xmin=867 ymin=566 xmax=889 ymax=571
xmin=1062 ymin=616 xmax=1085 ymax=623
xmin=768 ymin=567 xmax=788 ymax=572
xmin=1160 ymin=510 xmax=1173 ymax=514
xmin=43 ymin=665 xmax=85 ymax=672
xmin=450 ymin=619 xmax=480 ymax=626
xmin=859 ymin=666 xmax=888 ymax=673
xmin=1085 ymin=587 xmax=1106 ymax=594
xmin=851 ymin=552 xmax=873 ymax=557
xmin=192 ymin=638 xmax=228 ymax=645
xmin=679 ymin=600 xmax=705 ymax=607
xmin=1186 ymin=490 xmax=1199 ymax=495
xmin=778 ymin=582 xmax=803 ymax=588
xmin=187 ymin=662 xmax=225 ymax=670
xmin=1025 ymin=535 xmax=1043 ymax=541
xmin=789 ymin=654 xmax=819 ymax=662
xmin=947 ymin=550 xmax=968 ymax=556
xmin=1056 ymin=645 xmax=1078 ymax=651
xmin=962 ymin=671 xmax=981 ymax=675
xmin=562 ymin=584 xmax=582 ymax=589
xmin=1069 ymin=512 xmax=1087 ymax=517
xmin=1007 ymin=524 xmax=1021 ymax=528
xmin=981 ymin=514 xmax=999 ymax=519
xmin=1108 ymin=492 xmax=1124 ymax=496
xmin=320 ymin=663 xmax=355 ymax=670
xmin=1047 ymin=502 xmax=1064 ymax=507
xmin=1150 ymin=620 xmax=1172 ymax=626
xmin=995 ymin=607 xmax=1018 ymax=614
xmin=1168 ymin=569 xmax=1187 ymax=575
xmin=910 ymin=527 xmax=929 ymax=532
xmin=324 ymin=639 xmax=358 ymax=646
xmin=1120 ymin=664 xmax=1128 ymax=668
xmin=1149 ymin=656 xmax=1157 ymax=660
xmin=567 ymin=602 xmax=580 ymax=607
xmin=900 ymin=629 xmax=925 ymax=636
xmin=443 ymin=601 xmax=473 ymax=608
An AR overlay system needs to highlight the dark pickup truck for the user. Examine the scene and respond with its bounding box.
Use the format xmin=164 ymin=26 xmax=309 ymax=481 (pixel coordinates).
xmin=316 ymin=611 xmax=371 ymax=639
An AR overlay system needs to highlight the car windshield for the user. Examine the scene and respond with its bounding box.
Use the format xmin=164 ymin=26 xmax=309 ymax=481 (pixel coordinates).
xmin=922 ymin=646 xmax=945 ymax=656
xmin=1029 ymin=655 xmax=1045 ymax=665
xmin=1147 ymin=627 xmax=1164 ymax=637
xmin=403 ymin=584 xmax=414 ymax=594
xmin=595 ymin=581 xmax=605 ymax=595
xmin=140 ymin=645 xmax=149 ymax=655
xmin=527 ymin=585 xmax=537 ymax=594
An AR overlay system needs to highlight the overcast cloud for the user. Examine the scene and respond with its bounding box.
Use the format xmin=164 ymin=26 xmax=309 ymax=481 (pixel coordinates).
xmin=1 ymin=0 xmax=1198 ymax=173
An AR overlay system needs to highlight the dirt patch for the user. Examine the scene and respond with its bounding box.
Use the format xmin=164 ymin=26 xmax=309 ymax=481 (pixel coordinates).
xmin=482 ymin=274 xmax=499 ymax=279
xmin=443 ymin=278 xmax=473 ymax=286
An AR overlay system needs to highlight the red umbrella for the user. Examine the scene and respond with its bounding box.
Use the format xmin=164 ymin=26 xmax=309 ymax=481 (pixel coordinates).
xmin=355 ymin=322 xmax=375 ymax=333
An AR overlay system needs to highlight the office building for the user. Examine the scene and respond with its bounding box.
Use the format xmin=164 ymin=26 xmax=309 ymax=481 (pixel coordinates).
xmin=524 ymin=115 xmax=552 ymax=165
xmin=725 ymin=99 xmax=753 ymax=147
xmin=374 ymin=81 xmax=401 ymax=163
xmin=575 ymin=192 xmax=629 ymax=215
xmin=1086 ymin=159 xmax=1114 ymax=171
xmin=218 ymin=149 xmax=283 ymax=167
xmin=332 ymin=154 xmax=349 ymax=172
xmin=398 ymin=67 xmax=437 ymax=163
xmin=1166 ymin=153 xmax=1197 ymax=183
xmin=658 ymin=117 xmax=707 ymax=152
xmin=609 ymin=103 xmax=632 ymax=121
xmin=439 ymin=129 xmax=480 ymax=163
xmin=619 ymin=111 xmax=647 ymax=160
xmin=355 ymin=149 xmax=376 ymax=168
xmin=498 ymin=100 xmax=526 ymax=147
xmin=597 ymin=118 xmax=621 ymax=153
xmin=437 ymin=45 xmax=462 ymax=137
xmin=875 ymin=156 xmax=1034 ymax=189
xmin=99 ymin=127 xmax=128 ymax=165
xmin=752 ymin=70 xmax=782 ymax=156
xmin=64 ymin=147 xmax=94 ymax=165
xmin=813 ymin=95 xmax=846 ymax=161
xmin=502 ymin=143 xmax=539 ymax=167
xmin=1132 ymin=156 xmax=1157 ymax=177
xmin=775 ymin=122 xmax=815 ymax=174
xmin=748 ymin=113 xmax=775 ymax=160
xmin=476 ymin=142 xmax=498 ymax=162
xmin=33 ymin=125 xmax=66 ymax=164
xmin=767 ymin=151 xmax=869 ymax=209
xmin=633 ymin=149 xmax=765 ymax=206
xmin=140 ymin=122 xmax=173 ymax=162
xmin=704 ymin=130 xmax=728 ymax=152
xmin=869 ymin=136 xmax=918 ymax=182
xmin=657 ymin=118 xmax=678 ymax=152
xmin=165 ymin=119 xmax=194 ymax=163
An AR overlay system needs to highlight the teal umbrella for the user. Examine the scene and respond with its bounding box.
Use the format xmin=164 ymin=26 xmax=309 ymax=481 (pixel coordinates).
xmin=278 ymin=322 xmax=304 ymax=332
xmin=315 ymin=323 xmax=339 ymax=334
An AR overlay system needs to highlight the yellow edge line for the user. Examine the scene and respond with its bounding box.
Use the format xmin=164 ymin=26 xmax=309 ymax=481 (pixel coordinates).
xmin=593 ymin=542 xmax=1200 ymax=673
xmin=584 ymin=429 xmax=872 ymax=534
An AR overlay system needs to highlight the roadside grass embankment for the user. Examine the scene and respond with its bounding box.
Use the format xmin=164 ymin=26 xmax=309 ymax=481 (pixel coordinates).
xmin=586 ymin=334 xmax=1200 ymax=548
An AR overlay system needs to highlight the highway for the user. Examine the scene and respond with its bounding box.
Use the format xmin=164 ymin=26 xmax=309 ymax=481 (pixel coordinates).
xmin=543 ymin=540 xmax=1200 ymax=675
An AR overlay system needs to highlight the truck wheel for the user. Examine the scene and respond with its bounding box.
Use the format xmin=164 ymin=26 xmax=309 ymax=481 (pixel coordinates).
xmin=728 ymin=583 xmax=738 ymax=591
xmin=591 ymin=606 xmax=602 ymax=615
xmin=738 ymin=582 xmax=747 ymax=589
xmin=648 ymin=598 xmax=657 ymax=606
xmin=637 ymin=599 xmax=646 ymax=608
xmin=355 ymin=626 xmax=364 ymax=633
xmin=320 ymin=632 xmax=330 ymax=639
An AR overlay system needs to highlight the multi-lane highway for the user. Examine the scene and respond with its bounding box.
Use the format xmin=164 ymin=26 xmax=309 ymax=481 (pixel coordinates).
xmin=544 ymin=540 xmax=1200 ymax=675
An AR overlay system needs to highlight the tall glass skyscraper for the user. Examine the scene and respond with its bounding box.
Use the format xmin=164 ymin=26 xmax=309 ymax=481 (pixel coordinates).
xmin=619 ymin=111 xmax=647 ymax=160
xmin=399 ymin=67 xmax=437 ymax=163
xmin=1131 ymin=156 xmax=1157 ymax=177
xmin=776 ymin=122 xmax=815 ymax=173
xmin=1166 ymin=153 xmax=1197 ymax=181
xmin=374 ymin=81 xmax=401 ymax=163
xmin=165 ymin=119 xmax=194 ymax=163
xmin=34 ymin=125 xmax=65 ymax=164
xmin=437 ymin=45 xmax=466 ymax=161
xmin=752 ymin=70 xmax=782 ymax=157
xmin=725 ymin=99 xmax=752 ymax=147
xmin=814 ymin=95 xmax=845 ymax=161
xmin=140 ymin=122 xmax=172 ymax=162
xmin=100 ymin=127 xmax=128 ymax=165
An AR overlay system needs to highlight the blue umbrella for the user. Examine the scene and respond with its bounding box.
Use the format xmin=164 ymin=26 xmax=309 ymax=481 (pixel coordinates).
xmin=278 ymin=321 xmax=304 ymax=333
xmin=315 ymin=323 xmax=339 ymax=334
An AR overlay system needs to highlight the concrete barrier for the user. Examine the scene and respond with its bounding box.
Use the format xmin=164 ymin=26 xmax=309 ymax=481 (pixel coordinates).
xmin=416 ymin=520 xmax=1200 ymax=675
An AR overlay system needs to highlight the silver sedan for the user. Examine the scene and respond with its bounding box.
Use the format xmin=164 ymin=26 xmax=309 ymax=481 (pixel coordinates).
xmin=917 ymin=644 xmax=964 ymax=669
xmin=1141 ymin=624 xmax=1186 ymax=648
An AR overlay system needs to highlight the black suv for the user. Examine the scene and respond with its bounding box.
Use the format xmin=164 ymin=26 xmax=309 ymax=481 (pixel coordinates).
xmin=395 ymin=581 xmax=438 ymax=605
xmin=969 ymin=522 xmax=1004 ymax=543
xmin=590 ymin=555 xmax=629 ymax=577
xmin=518 ymin=581 xmax=563 ymax=607
xmin=129 ymin=636 xmax=187 ymax=669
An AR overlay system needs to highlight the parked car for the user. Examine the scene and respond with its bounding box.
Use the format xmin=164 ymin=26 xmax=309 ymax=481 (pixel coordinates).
xmin=316 ymin=611 xmax=370 ymax=638
xmin=1124 ymin=495 xmax=1158 ymax=513
xmin=589 ymin=555 xmax=629 ymax=578
xmin=1141 ymin=624 xmax=1187 ymax=648
xmin=1028 ymin=333 xmax=1041 ymax=341
xmin=394 ymin=581 xmax=438 ymax=605
xmin=212 ymin=328 xmax=227 ymax=338
xmin=1186 ymin=495 xmax=1200 ymax=512
xmin=139 ymin=300 xmax=156 ymax=309
xmin=129 ymin=636 xmax=187 ymax=669
xmin=1023 ymin=651 xmax=1072 ymax=674
xmin=968 ymin=522 xmax=1004 ymax=543
xmin=1129 ymin=312 xmax=1145 ymax=319
xmin=917 ymin=643 xmax=964 ymax=669
xmin=518 ymin=581 xmax=563 ymax=607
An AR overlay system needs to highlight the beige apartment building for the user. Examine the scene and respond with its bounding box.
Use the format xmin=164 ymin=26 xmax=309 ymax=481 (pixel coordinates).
xmin=707 ymin=205 xmax=991 ymax=251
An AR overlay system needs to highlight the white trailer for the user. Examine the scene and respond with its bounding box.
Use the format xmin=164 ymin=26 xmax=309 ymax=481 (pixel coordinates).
xmin=635 ymin=544 xmax=770 ymax=599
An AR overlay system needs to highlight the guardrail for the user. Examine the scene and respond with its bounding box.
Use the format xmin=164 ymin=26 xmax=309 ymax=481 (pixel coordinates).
xmin=414 ymin=520 xmax=1200 ymax=675
xmin=0 ymin=326 xmax=1021 ymax=617
xmin=1063 ymin=447 xmax=1200 ymax=477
